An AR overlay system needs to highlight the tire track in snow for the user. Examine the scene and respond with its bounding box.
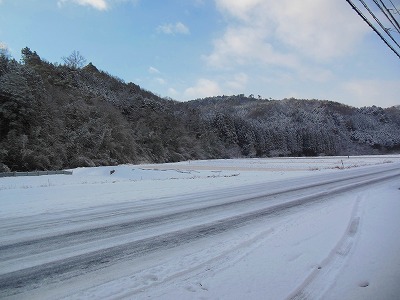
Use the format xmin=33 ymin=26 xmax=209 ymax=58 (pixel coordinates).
xmin=0 ymin=166 xmax=399 ymax=297
xmin=1 ymin=165 xmax=398 ymax=249
xmin=287 ymin=195 xmax=364 ymax=300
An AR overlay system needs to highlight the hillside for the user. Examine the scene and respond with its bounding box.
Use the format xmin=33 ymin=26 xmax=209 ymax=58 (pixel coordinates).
xmin=185 ymin=95 xmax=400 ymax=157
xmin=1 ymin=48 xmax=399 ymax=171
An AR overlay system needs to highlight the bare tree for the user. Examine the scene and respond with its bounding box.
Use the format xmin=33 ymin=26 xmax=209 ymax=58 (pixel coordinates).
xmin=62 ymin=50 xmax=87 ymax=69
xmin=0 ymin=42 xmax=11 ymax=58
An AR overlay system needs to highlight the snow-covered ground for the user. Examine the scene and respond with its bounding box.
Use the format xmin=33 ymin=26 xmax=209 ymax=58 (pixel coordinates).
xmin=1 ymin=155 xmax=400 ymax=299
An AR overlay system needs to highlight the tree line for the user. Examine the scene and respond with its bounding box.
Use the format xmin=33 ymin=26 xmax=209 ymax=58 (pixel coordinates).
xmin=0 ymin=48 xmax=399 ymax=171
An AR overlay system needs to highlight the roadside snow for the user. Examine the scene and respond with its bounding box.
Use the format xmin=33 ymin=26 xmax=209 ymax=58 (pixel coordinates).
xmin=1 ymin=155 xmax=397 ymax=218
xmin=323 ymin=181 xmax=400 ymax=300
xmin=1 ymin=155 xmax=399 ymax=299
xmin=77 ymin=179 xmax=399 ymax=300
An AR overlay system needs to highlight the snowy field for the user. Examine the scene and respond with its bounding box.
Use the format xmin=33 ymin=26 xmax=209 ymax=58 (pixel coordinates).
xmin=1 ymin=155 xmax=400 ymax=299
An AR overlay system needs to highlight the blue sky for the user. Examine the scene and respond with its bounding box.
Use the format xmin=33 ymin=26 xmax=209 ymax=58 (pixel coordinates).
xmin=0 ymin=0 xmax=399 ymax=107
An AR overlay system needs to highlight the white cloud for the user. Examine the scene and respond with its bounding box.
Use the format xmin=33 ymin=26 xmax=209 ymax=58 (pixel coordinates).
xmin=155 ymin=77 xmax=166 ymax=85
xmin=58 ymin=0 xmax=140 ymax=10
xmin=341 ymin=79 xmax=400 ymax=108
xmin=204 ymin=25 xmax=298 ymax=69
xmin=297 ymin=65 xmax=334 ymax=83
xmin=215 ymin=0 xmax=261 ymax=21
xmin=269 ymin=1 xmax=368 ymax=60
xmin=167 ymin=87 xmax=179 ymax=98
xmin=184 ymin=78 xmax=222 ymax=99
xmin=157 ymin=22 xmax=190 ymax=35
xmin=148 ymin=66 xmax=160 ymax=74
xmin=225 ymin=73 xmax=248 ymax=91
xmin=209 ymin=0 xmax=369 ymax=68
xmin=58 ymin=0 xmax=108 ymax=10
xmin=201 ymin=0 xmax=374 ymax=103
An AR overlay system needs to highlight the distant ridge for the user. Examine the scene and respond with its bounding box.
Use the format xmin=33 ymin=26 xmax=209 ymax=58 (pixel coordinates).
xmin=1 ymin=48 xmax=399 ymax=171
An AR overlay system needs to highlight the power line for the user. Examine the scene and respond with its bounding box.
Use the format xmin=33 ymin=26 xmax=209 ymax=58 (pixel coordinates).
xmin=388 ymin=0 xmax=400 ymax=15
xmin=386 ymin=0 xmax=400 ymax=33
xmin=375 ymin=0 xmax=400 ymax=34
xmin=358 ymin=0 xmax=400 ymax=49
xmin=345 ymin=0 xmax=400 ymax=59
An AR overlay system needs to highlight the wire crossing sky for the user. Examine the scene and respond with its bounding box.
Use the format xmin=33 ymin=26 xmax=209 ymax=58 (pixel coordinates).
xmin=346 ymin=0 xmax=400 ymax=59
xmin=0 ymin=0 xmax=399 ymax=107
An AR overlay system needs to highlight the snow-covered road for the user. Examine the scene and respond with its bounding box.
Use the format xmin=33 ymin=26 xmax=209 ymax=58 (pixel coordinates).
xmin=0 ymin=157 xmax=400 ymax=299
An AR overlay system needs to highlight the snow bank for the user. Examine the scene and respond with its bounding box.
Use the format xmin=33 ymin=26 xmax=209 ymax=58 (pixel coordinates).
xmin=1 ymin=155 xmax=399 ymax=300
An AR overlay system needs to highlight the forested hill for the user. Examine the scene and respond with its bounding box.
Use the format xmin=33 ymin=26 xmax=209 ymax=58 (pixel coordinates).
xmin=1 ymin=48 xmax=399 ymax=172
xmin=184 ymin=96 xmax=400 ymax=158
